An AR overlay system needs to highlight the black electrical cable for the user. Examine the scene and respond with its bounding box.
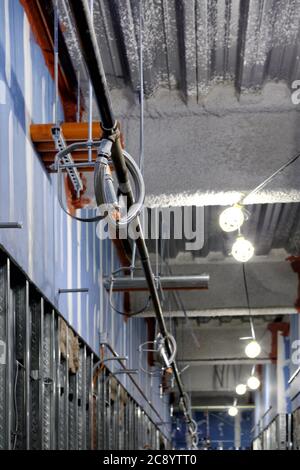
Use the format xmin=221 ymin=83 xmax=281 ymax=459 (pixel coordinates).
xmin=242 ymin=263 xmax=251 ymax=314
xmin=241 ymin=151 xmax=300 ymax=204
xmin=242 ymin=263 xmax=256 ymax=339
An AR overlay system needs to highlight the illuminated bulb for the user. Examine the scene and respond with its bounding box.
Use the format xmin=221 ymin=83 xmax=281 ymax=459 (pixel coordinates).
xmin=228 ymin=406 xmax=238 ymax=417
xmin=235 ymin=383 xmax=247 ymax=396
xmin=231 ymin=236 xmax=254 ymax=263
xmin=245 ymin=340 xmax=261 ymax=359
xmin=247 ymin=375 xmax=261 ymax=390
xmin=219 ymin=205 xmax=245 ymax=233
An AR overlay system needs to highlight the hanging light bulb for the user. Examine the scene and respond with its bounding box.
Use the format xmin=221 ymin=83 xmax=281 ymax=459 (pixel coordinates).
xmin=231 ymin=236 xmax=254 ymax=262
xmin=228 ymin=405 xmax=239 ymax=417
xmin=235 ymin=383 xmax=247 ymax=396
xmin=247 ymin=375 xmax=261 ymax=390
xmin=245 ymin=340 xmax=261 ymax=359
xmin=219 ymin=205 xmax=245 ymax=233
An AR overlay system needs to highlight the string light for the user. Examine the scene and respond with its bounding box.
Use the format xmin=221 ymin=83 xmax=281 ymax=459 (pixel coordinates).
xmin=232 ymin=236 xmax=254 ymax=262
xmin=245 ymin=340 xmax=261 ymax=359
xmin=235 ymin=383 xmax=247 ymax=396
xmin=219 ymin=205 xmax=245 ymax=232
xmin=228 ymin=405 xmax=239 ymax=417
xmin=247 ymin=375 xmax=261 ymax=390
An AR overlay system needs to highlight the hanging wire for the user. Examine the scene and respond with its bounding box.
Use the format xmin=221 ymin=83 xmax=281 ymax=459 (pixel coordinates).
xmin=76 ymin=70 xmax=81 ymax=123
xmin=242 ymin=263 xmax=256 ymax=340
xmin=138 ymin=0 xmax=145 ymax=174
xmin=108 ymin=279 xmax=151 ymax=316
xmin=107 ymin=266 xmax=151 ymax=316
xmin=54 ymin=0 xmax=59 ymax=127
xmin=131 ymin=0 xmax=145 ymax=270
xmin=241 ymin=151 xmax=300 ymax=204
xmin=88 ymin=0 xmax=94 ymax=162
xmin=163 ymin=258 xmax=201 ymax=349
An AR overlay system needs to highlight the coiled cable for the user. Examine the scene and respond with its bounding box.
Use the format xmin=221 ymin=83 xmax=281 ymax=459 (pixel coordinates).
xmin=94 ymin=142 xmax=145 ymax=228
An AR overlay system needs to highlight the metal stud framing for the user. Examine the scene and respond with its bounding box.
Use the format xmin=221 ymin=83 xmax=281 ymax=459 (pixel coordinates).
xmin=0 ymin=249 xmax=170 ymax=450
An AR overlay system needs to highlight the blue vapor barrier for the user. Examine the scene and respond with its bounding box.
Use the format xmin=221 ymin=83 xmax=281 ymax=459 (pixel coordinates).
xmin=0 ymin=0 xmax=169 ymax=432
xmin=172 ymin=410 xmax=254 ymax=450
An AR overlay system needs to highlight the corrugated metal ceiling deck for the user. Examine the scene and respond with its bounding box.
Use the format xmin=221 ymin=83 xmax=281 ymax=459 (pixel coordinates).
xmin=145 ymin=202 xmax=300 ymax=258
xmin=59 ymin=0 xmax=300 ymax=99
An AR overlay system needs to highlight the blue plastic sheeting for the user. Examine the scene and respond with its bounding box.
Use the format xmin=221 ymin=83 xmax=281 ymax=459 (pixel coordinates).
xmin=172 ymin=410 xmax=253 ymax=450
xmin=0 ymin=0 xmax=169 ymax=431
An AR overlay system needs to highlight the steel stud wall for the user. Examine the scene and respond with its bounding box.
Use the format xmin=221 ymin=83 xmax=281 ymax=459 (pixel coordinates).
xmin=252 ymin=414 xmax=292 ymax=450
xmin=0 ymin=248 xmax=170 ymax=450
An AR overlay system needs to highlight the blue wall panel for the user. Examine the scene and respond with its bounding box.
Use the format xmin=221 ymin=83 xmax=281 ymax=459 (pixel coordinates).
xmin=172 ymin=410 xmax=253 ymax=450
xmin=0 ymin=0 xmax=168 ymax=432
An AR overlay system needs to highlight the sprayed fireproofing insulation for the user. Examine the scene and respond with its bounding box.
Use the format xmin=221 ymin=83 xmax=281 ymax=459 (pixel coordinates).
xmin=58 ymin=0 xmax=300 ymax=100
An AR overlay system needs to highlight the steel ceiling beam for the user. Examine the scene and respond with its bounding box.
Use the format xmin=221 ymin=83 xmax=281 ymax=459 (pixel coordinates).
xmin=137 ymin=307 xmax=296 ymax=318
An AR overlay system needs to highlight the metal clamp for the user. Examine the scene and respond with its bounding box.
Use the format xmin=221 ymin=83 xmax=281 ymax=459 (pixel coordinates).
xmin=52 ymin=139 xmax=106 ymax=223
xmin=51 ymin=126 xmax=83 ymax=196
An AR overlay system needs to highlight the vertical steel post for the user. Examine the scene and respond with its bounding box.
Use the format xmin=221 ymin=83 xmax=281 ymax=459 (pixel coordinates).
xmin=13 ymin=280 xmax=26 ymax=449
xmin=39 ymin=298 xmax=45 ymax=449
xmin=51 ymin=310 xmax=57 ymax=449
xmin=29 ymin=295 xmax=42 ymax=450
xmin=25 ymin=281 xmax=30 ymax=450
xmin=107 ymin=375 xmax=111 ymax=450
xmin=88 ymin=352 xmax=94 ymax=449
xmin=82 ymin=346 xmax=87 ymax=449
xmin=56 ymin=319 xmax=65 ymax=449
xmin=68 ymin=371 xmax=78 ymax=449
xmin=96 ymin=369 xmax=101 ymax=449
xmin=65 ymin=328 xmax=69 ymax=450
xmin=0 ymin=257 xmax=12 ymax=449
xmin=102 ymin=369 xmax=107 ymax=449
xmin=42 ymin=306 xmax=52 ymax=450
xmin=124 ymin=399 xmax=128 ymax=450
xmin=116 ymin=383 xmax=121 ymax=450
xmin=6 ymin=258 xmax=13 ymax=450
xmin=78 ymin=345 xmax=87 ymax=450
